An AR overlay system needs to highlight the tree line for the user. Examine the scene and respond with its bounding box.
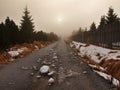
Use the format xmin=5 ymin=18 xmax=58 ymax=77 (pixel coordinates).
xmin=70 ymin=7 xmax=120 ymax=49
xmin=0 ymin=7 xmax=58 ymax=49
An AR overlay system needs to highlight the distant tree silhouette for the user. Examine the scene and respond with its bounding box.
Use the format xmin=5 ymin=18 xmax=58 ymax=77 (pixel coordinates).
xmin=70 ymin=27 xmax=85 ymax=42
xmin=48 ymin=32 xmax=59 ymax=41
xmin=33 ymin=31 xmax=59 ymax=41
xmin=20 ymin=7 xmax=34 ymax=42
xmin=33 ymin=31 xmax=47 ymax=41
xmin=0 ymin=7 xmax=58 ymax=50
xmin=0 ymin=22 xmax=5 ymax=48
xmin=0 ymin=17 xmax=19 ymax=49
xmin=70 ymin=7 xmax=120 ymax=49
xmin=6 ymin=17 xmax=20 ymax=44
xmin=106 ymin=7 xmax=119 ymax=24
xmin=98 ymin=16 xmax=106 ymax=45
xmin=89 ymin=22 xmax=97 ymax=44
xmin=105 ymin=7 xmax=119 ymax=48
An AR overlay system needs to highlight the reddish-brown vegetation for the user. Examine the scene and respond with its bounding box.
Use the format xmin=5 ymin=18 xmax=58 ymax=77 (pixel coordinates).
xmin=100 ymin=59 xmax=120 ymax=80
xmin=83 ymin=55 xmax=99 ymax=66
xmin=0 ymin=41 xmax=53 ymax=64
xmin=108 ymin=51 xmax=118 ymax=54
xmin=0 ymin=52 xmax=12 ymax=64
xmin=117 ymin=56 xmax=120 ymax=58
xmin=84 ymin=44 xmax=90 ymax=47
xmin=71 ymin=41 xmax=120 ymax=88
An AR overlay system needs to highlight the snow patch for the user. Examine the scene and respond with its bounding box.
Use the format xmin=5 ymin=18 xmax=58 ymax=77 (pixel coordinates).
xmin=8 ymin=47 xmax=28 ymax=57
xmin=94 ymin=70 xmax=119 ymax=86
xmin=34 ymin=45 xmax=39 ymax=50
xmin=71 ymin=41 xmax=120 ymax=63
xmin=71 ymin=41 xmax=120 ymax=87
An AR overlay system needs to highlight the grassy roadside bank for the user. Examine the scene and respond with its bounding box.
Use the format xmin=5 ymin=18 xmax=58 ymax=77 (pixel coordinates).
xmin=0 ymin=41 xmax=55 ymax=64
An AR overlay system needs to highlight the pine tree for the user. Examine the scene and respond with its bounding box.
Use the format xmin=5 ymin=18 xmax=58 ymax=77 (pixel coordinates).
xmin=9 ymin=20 xmax=19 ymax=44
xmin=4 ymin=17 xmax=11 ymax=45
xmin=106 ymin=7 xmax=119 ymax=24
xmin=5 ymin=17 xmax=19 ymax=44
xmin=0 ymin=22 xmax=5 ymax=48
xmin=0 ymin=17 xmax=19 ymax=49
xmin=98 ymin=16 xmax=106 ymax=29
xmin=20 ymin=7 xmax=34 ymax=42
xmin=90 ymin=22 xmax=96 ymax=31
xmin=89 ymin=22 xmax=97 ymax=44
xmin=98 ymin=16 xmax=106 ymax=45
xmin=106 ymin=7 xmax=119 ymax=48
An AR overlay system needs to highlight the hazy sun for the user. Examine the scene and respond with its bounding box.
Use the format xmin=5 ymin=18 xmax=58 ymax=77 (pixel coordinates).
xmin=57 ymin=16 xmax=63 ymax=23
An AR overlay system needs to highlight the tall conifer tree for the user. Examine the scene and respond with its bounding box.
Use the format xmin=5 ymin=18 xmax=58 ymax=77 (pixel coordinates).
xmin=20 ymin=7 xmax=34 ymax=42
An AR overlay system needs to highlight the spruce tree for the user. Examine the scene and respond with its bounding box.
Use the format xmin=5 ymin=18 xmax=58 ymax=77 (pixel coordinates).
xmin=98 ymin=16 xmax=106 ymax=45
xmin=106 ymin=7 xmax=119 ymax=24
xmin=0 ymin=22 xmax=5 ymax=48
xmin=20 ymin=7 xmax=34 ymax=42
xmin=90 ymin=22 xmax=96 ymax=31
xmin=5 ymin=17 xmax=11 ymax=45
xmin=89 ymin=22 xmax=96 ymax=44
xmin=5 ymin=17 xmax=19 ymax=44
xmin=106 ymin=7 xmax=119 ymax=48
xmin=98 ymin=16 xmax=106 ymax=29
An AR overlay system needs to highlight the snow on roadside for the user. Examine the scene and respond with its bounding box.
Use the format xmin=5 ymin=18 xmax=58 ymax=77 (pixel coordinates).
xmin=94 ymin=70 xmax=119 ymax=86
xmin=71 ymin=41 xmax=120 ymax=63
xmin=89 ymin=64 xmax=105 ymax=71
xmin=71 ymin=41 xmax=120 ymax=88
xmin=89 ymin=64 xmax=119 ymax=87
xmin=8 ymin=47 xmax=28 ymax=57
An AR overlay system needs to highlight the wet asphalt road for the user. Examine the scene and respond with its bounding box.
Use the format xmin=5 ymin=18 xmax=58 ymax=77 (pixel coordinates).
xmin=0 ymin=40 xmax=117 ymax=90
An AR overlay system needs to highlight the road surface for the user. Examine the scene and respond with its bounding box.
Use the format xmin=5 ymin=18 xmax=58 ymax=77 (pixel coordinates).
xmin=0 ymin=40 xmax=117 ymax=90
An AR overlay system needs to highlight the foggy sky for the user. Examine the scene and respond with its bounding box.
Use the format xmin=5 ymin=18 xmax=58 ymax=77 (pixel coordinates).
xmin=0 ymin=0 xmax=120 ymax=37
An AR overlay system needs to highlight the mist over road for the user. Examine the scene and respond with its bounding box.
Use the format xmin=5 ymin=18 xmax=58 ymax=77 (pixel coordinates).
xmin=0 ymin=40 xmax=116 ymax=90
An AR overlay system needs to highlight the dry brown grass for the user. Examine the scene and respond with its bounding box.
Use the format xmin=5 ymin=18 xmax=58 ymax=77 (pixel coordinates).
xmin=72 ymin=42 xmax=120 ymax=88
xmin=79 ymin=48 xmax=120 ymax=81
xmin=0 ymin=52 xmax=12 ymax=64
xmin=96 ymin=53 xmax=100 ymax=57
xmin=78 ymin=45 xmax=82 ymax=49
xmin=84 ymin=44 xmax=90 ymax=47
xmin=108 ymin=50 xmax=117 ymax=54
xmin=99 ymin=59 xmax=120 ymax=81
xmin=13 ymin=41 xmax=52 ymax=58
xmin=116 ymin=56 xmax=120 ymax=58
xmin=76 ymin=49 xmax=80 ymax=52
xmin=81 ymin=55 xmax=106 ymax=73
xmin=0 ymin=41 xmax=53 ymax=64
xmin=83 ymin=55 xmax=99 ymax=66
